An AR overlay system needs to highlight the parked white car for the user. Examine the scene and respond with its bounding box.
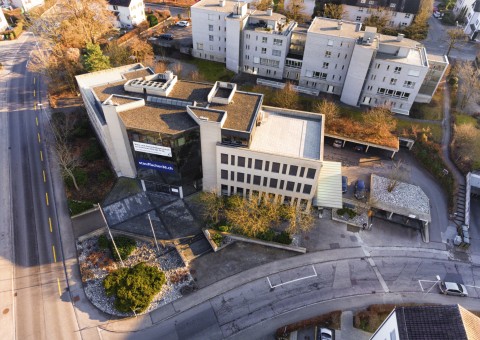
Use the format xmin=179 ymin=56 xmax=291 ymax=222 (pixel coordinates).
xmin=176 ymin=21 xmax=190 ymax=27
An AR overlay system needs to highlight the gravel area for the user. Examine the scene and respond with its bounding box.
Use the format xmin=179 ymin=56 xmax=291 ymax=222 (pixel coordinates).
xmin=332 ymin=208 xmax=369 ymax=228
xmin=77 ymin=235 xmax=195 ymax=317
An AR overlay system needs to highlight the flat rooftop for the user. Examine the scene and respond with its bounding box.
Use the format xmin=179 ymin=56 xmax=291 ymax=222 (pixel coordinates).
xmin=309 ymin=17 xmax=360 ymax=40
xmin=248 ymin=10 xmax=285 ymax=22
xmin=375 ymin=48 xmax=424 ymax=66
xmin=192 ymin=0 xmax=240 ymax=14
xmin=250 ymin=108 xmax=322 ymax=160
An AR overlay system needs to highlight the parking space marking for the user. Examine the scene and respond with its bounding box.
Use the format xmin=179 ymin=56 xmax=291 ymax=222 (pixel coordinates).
xmin=267 ymin=265 xmax=318 ymax=289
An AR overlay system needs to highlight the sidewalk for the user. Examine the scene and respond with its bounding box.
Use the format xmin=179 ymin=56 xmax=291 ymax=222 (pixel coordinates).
xmin=338 ymin=311 xmax=371 ymax=340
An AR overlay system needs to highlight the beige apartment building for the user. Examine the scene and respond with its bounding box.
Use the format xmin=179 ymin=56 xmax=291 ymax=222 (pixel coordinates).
xmin=76 ymin=64 xmax=342 ymax=208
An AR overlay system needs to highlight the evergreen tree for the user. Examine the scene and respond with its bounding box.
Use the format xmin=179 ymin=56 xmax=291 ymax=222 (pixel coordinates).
xmin=82 ymin=43 xmax=111 ymax=73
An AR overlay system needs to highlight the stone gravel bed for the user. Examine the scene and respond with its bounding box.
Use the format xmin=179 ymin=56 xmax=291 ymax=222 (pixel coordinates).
xmin=77 ymin=236 xmax=195 ymax=317
xmin=332 ymin=209 xmax=368 ymax=228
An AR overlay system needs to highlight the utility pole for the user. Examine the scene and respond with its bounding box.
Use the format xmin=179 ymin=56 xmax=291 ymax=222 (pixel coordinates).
xmin=99 ymin=203 xmax=125 ymax=267
xmin=148 ymin=214 xmax=160 ymax=253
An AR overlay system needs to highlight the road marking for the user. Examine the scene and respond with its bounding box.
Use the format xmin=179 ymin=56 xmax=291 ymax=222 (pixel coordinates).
xmin=57 ymin=278 xmax=61 ymax=296
xmin=52 ymin=245 xmax=57 ymax=263
xmin=43 ymin=170 xmax=46 ymax=182
xmin=49 ymin=217 xmax=53 ymax=233
xmin=40 ymin=150 xmax=43 ymax=161
xmin=33 ymin=89 xmax=36 ymax=97
xmin=37 ymin=132 xmax=41 ymax=143
xmin=36 ymin=116 xmax=38 ymax=126
xmin=33 ymin=77 xmax=35 ymax=85
xmin=267 ymin=265 xmax=318 ymax=289
xmin=45 ymin=192 xmax=49 ymax=206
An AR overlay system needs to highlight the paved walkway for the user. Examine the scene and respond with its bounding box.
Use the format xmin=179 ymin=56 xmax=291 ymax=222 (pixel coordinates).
xmin=339 ymin=311 xmax=371 ymax=340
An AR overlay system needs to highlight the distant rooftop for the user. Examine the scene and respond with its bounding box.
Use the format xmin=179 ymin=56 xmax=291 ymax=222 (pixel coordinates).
xmin=309 ymin=17 xmax=361 ymax=39
xmin=250 ymin=107 xmax=323 ymax=160
xmin=192 ymin=0 xmax=243 ymax=14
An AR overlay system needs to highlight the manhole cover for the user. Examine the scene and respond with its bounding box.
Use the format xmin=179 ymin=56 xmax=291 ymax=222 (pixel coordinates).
xmin=3 ymin=308 xmax=9 ymax=314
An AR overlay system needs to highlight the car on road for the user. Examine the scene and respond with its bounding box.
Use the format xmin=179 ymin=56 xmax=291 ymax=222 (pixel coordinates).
xmin=157 ymin=33 xmax=174 ymax=40
xmin=354 ymin=180 xmax=366 ymax=199
xmin=433 ymin=11 xmax=443 ymax=18
xmin=439 ymin=281 xmax=468 ymax=297
xmin=176 ymin=20 xmax=190 ymax=27
xmin=342 ymin=176 xmax=348 ymax=193
xmin=333 ymin=139 xmax=343 ymax=148
xmin=316 ymin=327 xmax=333 ymax=340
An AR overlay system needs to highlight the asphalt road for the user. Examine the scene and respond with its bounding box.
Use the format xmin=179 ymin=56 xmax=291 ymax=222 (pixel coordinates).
xmin=145 ymin=3 xmax=189 ymax=18
xmin=0 ymin=33 xmax=79 ymax=340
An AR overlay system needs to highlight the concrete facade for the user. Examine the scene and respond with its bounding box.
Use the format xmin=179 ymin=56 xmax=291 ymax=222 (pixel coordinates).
xmin=108 ymin=0 xmax=146 ymax=29
xmin=9 ymin=0 xmax=44 ymax=11
xmin=0 ymin=9 xmax=7 ymax=31
xmin=454 ymin=0 xmax=480 ymax=40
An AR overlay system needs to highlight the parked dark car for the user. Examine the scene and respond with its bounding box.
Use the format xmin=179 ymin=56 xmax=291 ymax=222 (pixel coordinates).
xmin=342 ymin=176 xmax=348 ymax=193
xmin=354 ymin=180 xmax=366 ymax=199
xmin=158 ymin=33 xmax=174 ymax=40
xmin=353 ymin=145 xmax=364 ymax=152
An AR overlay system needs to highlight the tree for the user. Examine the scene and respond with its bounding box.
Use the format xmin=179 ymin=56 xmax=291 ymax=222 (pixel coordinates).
xmin=456 ymin=61 xmax=480 ymax=109
xmin=313 ymin=99 xmax=339 ymax=128
xmin=446 ymin=28 xmax=467 ymax=57
xmin=364 ymin=105 xmax=397 ymax=139
xmin=323 ymin=4 xmax=344 ymax=20
xmin=147 ymin=13 xmax=158 ymax=27
xmin=198 ymin=191 xmax=224 ymax=224
xmin=104 ymin=42 xmax=132 ymax=67
xmin=82 ymin=42 xmax=111 ymax=72
xmin=272 ymin=82 xmax=299 ymax=110
xmin=285 ymin=0 xmax=306 ymax=22
xmin=386 ymin=159 xmax=405 ymax=192
xmin=124 ymin=36 xmax=154 ymax=65
xmin=363 ymin=8 xmax=391 ymax=31
xmin=251 ymin=0 xmax=272 ymax=11
xmin=453 ymin=123 xmax=480 ymax=169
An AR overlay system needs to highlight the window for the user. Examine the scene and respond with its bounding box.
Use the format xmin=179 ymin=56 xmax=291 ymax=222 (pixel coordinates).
xmin=312 ymin=72 xmax=327 ymax=80
xmin=405 ymin=13 xmax=411 ymax=18
xmin=269 ymin=178 xmax=278 ymax=188
xmin=209 ymin=35 xmax=214 ymax=41
xmin=197 ymin=43 xmax=203 ymax=50
xmin=322 ymin=62 xmax=329 ymax=69
xmin=230 ymin=171 xmax=235 ymax=180
xmin=325 ymin=51 xmax=332 ymax=58
xmin=273 ymin=38 xmax=282 ymax=46
xmin=367 ymin=85 xmax=373 ymax=91
xmin=247 ymin=174 xmax=251 ymax=183
xmin=272 ymin=49 xmax=281 ymax=57
xmin=113 ymin=5 xmax=118 ymax=10
xmin=263 ymin=177 xmax=267 ymax=186
xmin=246 ymin=33 xmax=250 ymax=39
xmin=403 ymin=80 xmax=415 ymax=88
xmin=253 ymin=57 xmax=260 ymax=64
xmin=408 ymin=70 xmax=420 ymax=77
xmin=265 ymin=161 xmax=270 ymax=171
xmin=306 ymin=168 xmax=316 ymax=179
xmin=221 ymin=170 xmax=228 ymax=179
xmin=282 ymin=164 xmax=287 ymax=174
xmin=254 ymin=159 xmax=263 ymax=170
xmin=390 ymin=3 xmax=396 ymax=7
xmin=272 ymin=162 xmax=280 ymax=173
xmin=238 ymin=156 xmax=245 ymax=167
xmin=231 ymin=155 xmax=235 ymax=166
xmin=253 ymin=175 xmax=261 ymax=185
xmin=280 ymin=180 xmax=284 ymax=189
xmin=221 ymin=153 xmax=228 ymax=164
xmin=289 ymin=165 xmax=298 ymax=176
xmin=262 ymin=37 xmax=268 ymax=43
xmin=394 ymin=66 xmax=402 ymax=74
xmin=286 ymin=181 xmax=295 ymax=191
xmin=285 ymin=59 xmax=302 ymax=69
xmin=237 ymin=172 xmax=245 ymax=182
xmin=299 ymin=167 xmax=305 ymax=177
xmin=221 ymin=184 xmax=228 ymax=195
xmin=327 ymin=39 xmax=333 ymax=46
xmin=261 ymin=47 xmax=267 ymax=54
xmin=209 ymin=24 xmax=213 ymax=31
xmin=248 ymin=158 xmax=252 ymax=168
xmin=327 ymin=85 xmax=334 ymax=93
xmin=390 ymin=78 xmax=397 ymax=85
xmin=356 ymin=16 xmax=362 ymax=21
xmin=296 ymin=183 xmax=302 ymax=193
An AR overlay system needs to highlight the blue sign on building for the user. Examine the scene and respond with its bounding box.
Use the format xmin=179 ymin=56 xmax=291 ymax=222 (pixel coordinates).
xmin=137 ymin=159 xmax=175 ymax=173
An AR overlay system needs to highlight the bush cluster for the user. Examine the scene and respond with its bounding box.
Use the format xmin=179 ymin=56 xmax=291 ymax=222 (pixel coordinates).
xmin=97 ymin=235 xmax=137 ymax=261
xmin=337 ymin=208 xmax=357 ymax=219
xmin=68 ymin=200 xmax=94 ymax=215
xmin=82 ymin=140 xmax=103 ymax=161
xmin=103 ymin=262 xmax=166 ymax=313
xmin=211 ymin=233 xmax=223 ymax=247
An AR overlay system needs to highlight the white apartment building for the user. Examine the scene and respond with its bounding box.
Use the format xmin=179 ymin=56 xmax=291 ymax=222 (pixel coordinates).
xmin=6 ymin=0 xmax=44 ymax=12
xmin=284 ymin=0 xmax=420 ymax=27
xmin=107 ymin=0 xmax=146 ymax=29
xmin=0 ymin=10 xmax=8 ymax=32
xmin=454 ymin=0 xmax=480 ymax=40
xmin=76 ymin=64 xmax=343 ymax=208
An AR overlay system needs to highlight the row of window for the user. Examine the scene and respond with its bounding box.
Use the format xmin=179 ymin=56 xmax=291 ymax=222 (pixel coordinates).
xmin=375 ymin=64 xmax=402 ymax=74
xmin=305 ymin=71 xmax=343 ymax=83
xmin=245 ymin=34 xmax=283 ymax=46
xmin=376 ymin=87 xmax=411 ymax=99
xmin=244 ymin=45 xmax=282 ymax=57
xmin=220 ymin=186 xmax=310 ymax=206
xmin=209 ymin=24 xmax=225 ymax=32
xmin=220 ymin=154 xmax=317 ymax=179
xmin=220 ymin=171 xmax=313 ymax=195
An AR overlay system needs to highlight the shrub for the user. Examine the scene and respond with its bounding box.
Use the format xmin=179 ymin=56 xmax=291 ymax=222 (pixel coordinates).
xmin=65 ymin=168 xmax=88 ymax=188
xmin=103 ymin=262 xmax=166 ymax=313
xmin=110 ymin=236 xmax=137 ymax=261
xmin=217 ymin=225 xmax=231 ymax=232
xmin=67 ymin=199 xmax=94 ymax=215
xmin=337 ymin=208 xmax=357 ymax=219
xmin=211 ymin=233 xmax=223 ymax=246
xmin=98 ymin=234 xmax=109 ymax=249
xmin=147 ymin=14 xmax=158 ymax=27
xmin=82 ymin=140 xmax=103 ymax=161
xmin=273 ymin=231 xmax=292 ymax=244
xmin=257 ymin=229 xmax=275 ymax=242
xmin=99 ymin=169 xmax=113 ymax=182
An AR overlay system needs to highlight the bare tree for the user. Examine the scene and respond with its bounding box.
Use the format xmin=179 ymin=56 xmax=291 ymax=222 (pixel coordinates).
xmin=323 ymin=4 xmax=344 ymax=20
xmin=285 ymin=0 xmax=306 ymax=22
xmin=251 ymin=0 xmax=272 ymax=10
xmin=272 ymin=82 xmax=299 ymax=109
xmin=364 ymin=105 xmax=397 ymax=139
xmin=456 ymin=60 xmax=480 ymax=109
xmin=198 ymin=191 xmax=224 ymax=224
xmin=446 ymin=28 xmax=467 ymax=57
xmin=313 ymin=99 xmax=339 ymax=128
xmin=363 ymin=7 xmax=391 ymax=31
xmin=124 ymin=36 xmax=154 ymax=65
xmin=386 ymin=159 xmax=405 ymax=192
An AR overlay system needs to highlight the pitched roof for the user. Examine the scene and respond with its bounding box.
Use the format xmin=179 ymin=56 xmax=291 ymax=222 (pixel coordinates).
xmin=341 ymin=0 xmax=420 ymax=14
xmin=107 ymin=0 xmax=132 ymax=7
xmin=395 ymin=305 xmax=479 ymax=340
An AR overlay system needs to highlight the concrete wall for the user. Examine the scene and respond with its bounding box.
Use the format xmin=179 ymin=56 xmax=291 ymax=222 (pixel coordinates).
xmin=0 ymin=9 xmax=7 ymax=31
xmin=341 ymin=43 xmax=375 ymax=106
xmin=226 ymin=15 xmax=245 ymax=73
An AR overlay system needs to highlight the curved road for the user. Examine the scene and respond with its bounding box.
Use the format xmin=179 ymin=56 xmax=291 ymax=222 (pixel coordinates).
xmin=0 ymin=33 xmax=79 ymax=340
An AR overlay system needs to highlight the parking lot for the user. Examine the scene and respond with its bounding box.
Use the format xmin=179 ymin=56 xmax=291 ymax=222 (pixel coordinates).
xmin=152 ymin=21 xmax=192 ymax=48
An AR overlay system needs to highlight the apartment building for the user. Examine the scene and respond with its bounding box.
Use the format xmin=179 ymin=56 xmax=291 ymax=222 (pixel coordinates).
xmin=107 ymin=0 xmax=146 ymax=29
xmin=191 ymin=0 xmax=296 ymax=77
xmin=284 ymin=0 xmax=420 ymax=27
xmin=7 ymin=0 xmax=44 ymax=11
xmin=0 ymin=9 xmax=8 ymax=32
xmin=454 ymin=0 xmax=480 ymax=40
xmin=76 ymin=64 xmax=343 ymax=208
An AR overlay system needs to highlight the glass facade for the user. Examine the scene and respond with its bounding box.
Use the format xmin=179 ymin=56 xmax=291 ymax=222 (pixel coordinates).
xmin=127 ymin=127 xmax=203 ymax=195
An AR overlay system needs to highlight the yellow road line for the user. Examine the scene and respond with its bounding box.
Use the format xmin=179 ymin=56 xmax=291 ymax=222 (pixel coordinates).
xmin=52 ymin=245 xmax=57 ymax=263
xmin=57 ymin=278 xmax=61 ymax=296
xmin=33 ymin=89 xmax=36 ymax=97
xmin=45 ymin=192 xmax=49 ymax=206
xmin=43 ymin=170 xmax=46 ymax=182
xmin=36 ymin=116 xmax=38 ymax=126
xmin=40 ymin=150 xmax=43 ymax=161
xmin=34 ymin=103 xmax=36 ymax=111
xmin=49 ymin=217 xmax=53 ymax=233
xmin=33 ymin=77 xmax=36 ymax=85
xmin=37 ymin=132 xmax=41 ymax=143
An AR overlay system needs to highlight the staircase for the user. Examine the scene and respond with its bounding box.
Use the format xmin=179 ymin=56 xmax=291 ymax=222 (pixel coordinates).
xmin=454 ymin=184 xmax=466 ymax=226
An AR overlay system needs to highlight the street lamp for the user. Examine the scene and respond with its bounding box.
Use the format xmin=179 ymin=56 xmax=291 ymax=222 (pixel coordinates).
xmin=425 ymin=275 xmax=442 ymax=294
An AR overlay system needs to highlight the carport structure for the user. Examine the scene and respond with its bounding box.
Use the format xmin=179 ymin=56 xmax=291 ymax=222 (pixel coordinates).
xmin=369 ymin=174 xmax=432 ymax=242
xmin=325 ymin=133 xmax=399 ymax=159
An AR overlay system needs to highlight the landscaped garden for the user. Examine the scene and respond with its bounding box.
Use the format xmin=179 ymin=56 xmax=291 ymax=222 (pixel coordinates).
xmin=78 ymin=234 xmax=194 ymax=316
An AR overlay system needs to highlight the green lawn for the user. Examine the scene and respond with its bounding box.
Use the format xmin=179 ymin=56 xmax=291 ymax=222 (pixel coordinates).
xmin=189 ymin=58 xmax=235 ymax=83
xmin=455 ymin=114 xmax=478 ymax=126
xmin=395 ymin=119 xmax=443 ymax=143
xmin=409 ymin=89 xmax=444 ymax=121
